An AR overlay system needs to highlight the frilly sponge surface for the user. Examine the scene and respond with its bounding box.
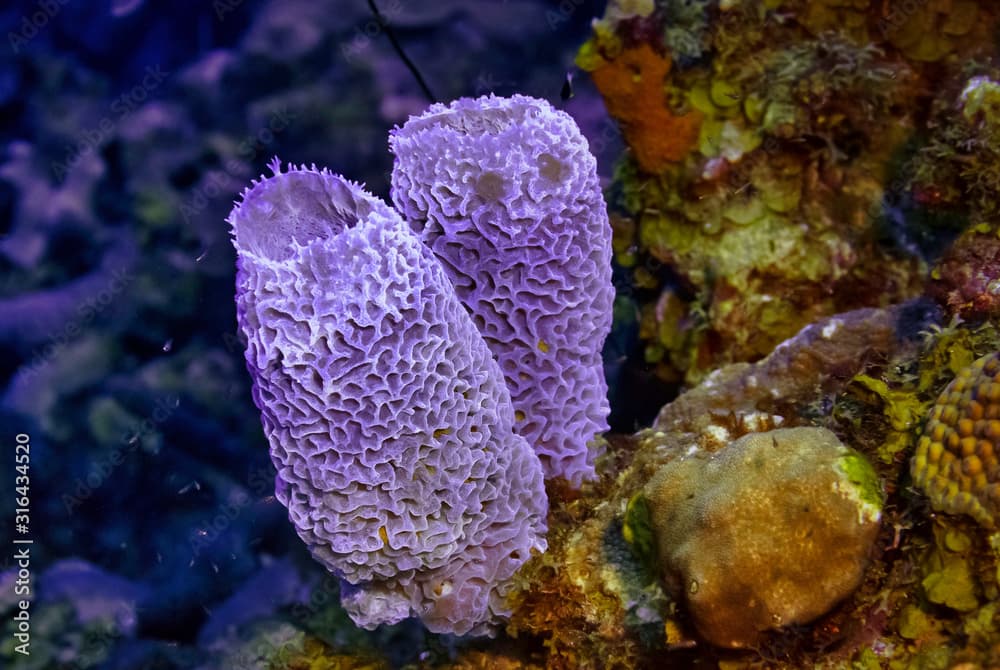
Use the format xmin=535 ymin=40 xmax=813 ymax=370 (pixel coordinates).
xmin=389 ymin=94 xmax=614 ymax=486
xmin=229 ymin=161 xmax=548 ymax=635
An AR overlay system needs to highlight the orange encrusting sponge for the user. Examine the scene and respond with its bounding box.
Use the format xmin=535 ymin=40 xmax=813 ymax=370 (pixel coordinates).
xmin=590 ymin=44 xmax=702 ymax=172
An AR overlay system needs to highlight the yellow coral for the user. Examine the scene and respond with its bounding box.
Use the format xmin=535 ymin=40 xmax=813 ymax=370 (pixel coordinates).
xmin=912 ymin=351 xmax=1000 ymax=528
xmin=800 ymin=0 xmax=871 ymax=42
xmin=882 ymin=0 xmax=980 ymax=62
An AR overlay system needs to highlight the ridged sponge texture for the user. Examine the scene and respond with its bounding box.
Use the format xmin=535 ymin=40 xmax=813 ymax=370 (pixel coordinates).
xmin=229 ymin=162 xmax=548 ymax=635
xmin=389 ymin=94 xmax=614 ymax=486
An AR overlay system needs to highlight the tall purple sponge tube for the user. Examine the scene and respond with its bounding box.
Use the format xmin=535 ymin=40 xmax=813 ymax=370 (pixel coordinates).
xmin=389 ymin=94 xmax=614 ymax=487
xmin=229 ymin=161 xmax=547 ymax=636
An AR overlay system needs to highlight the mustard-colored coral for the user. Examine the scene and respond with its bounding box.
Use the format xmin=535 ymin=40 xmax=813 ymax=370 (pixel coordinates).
xmin=912 ymin=351 xmax=1000 ymax=528
xmin=800 ymin=0 xmax=870 ymax=42
xmin=589 ymin=44 xmax=703 ymax=172
xmin=882 ymin=0 xmax=981 ymax=62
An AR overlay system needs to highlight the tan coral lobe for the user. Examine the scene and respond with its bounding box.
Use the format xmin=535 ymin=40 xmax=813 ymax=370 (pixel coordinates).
xmin=646 ymin=427 xmax=881 ymax=648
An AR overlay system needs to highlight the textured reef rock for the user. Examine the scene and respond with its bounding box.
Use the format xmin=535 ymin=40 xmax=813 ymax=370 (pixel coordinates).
xmin=229 ymin=162 xmax=547 ymax=635
xmin=927 ymin=231 xmax=1000 ymax=321
xmin=581 ymin=0 xmax=946 ymax=386
xmin=644 ymin=426 xmax=883 ymax=648
xmin=390 ymin=94 xmax=614 ymax=486
xmin=500 ymin=299 xmax=1000 ymax=667
xmin=912 ymin=351 xmax=1000 ymax=529
xmin=652 ymin=306 xmax=905 ymax=434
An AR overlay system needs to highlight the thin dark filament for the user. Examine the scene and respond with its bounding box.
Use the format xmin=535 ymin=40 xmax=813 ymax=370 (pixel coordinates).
xmin=366 ymin=0 xmax=436 ymax=103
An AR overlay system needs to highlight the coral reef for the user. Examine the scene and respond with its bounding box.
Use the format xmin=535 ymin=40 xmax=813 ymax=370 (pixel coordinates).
xmin=906 ymin=73 xmax=1000 ymax=233
xmin=230 ymin=163 xmax=547 ymax=635
xmin=497 ymin=303 xmax=997 ymax=667
xmin=881 ymin=0 xmax=983 ymax=63
xmin=390 ymin=94 xmax=614 ymax=486
xmin=585 ymin=0 xmax=960 ymax=387
xmin=0 ymin=1 xmax=614 ymax=667
xmin=13 ymin=0 xmax=1000 ymax=666
xmin=643 ymin=426 xmax=883 ymax=648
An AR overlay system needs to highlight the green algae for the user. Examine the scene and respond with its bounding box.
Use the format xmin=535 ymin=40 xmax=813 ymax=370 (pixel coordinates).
xmin=897 ymin=604 xmax=943 ymax=642
xmin=622 ymin=493 xmax=658 ymax=574
xmin=922 ymin=555 xmax=978 ymax=612
xmin=847 ymin=373 xmax=925 ymax=463
xmin=922 ymin=526 xmax=980 ymax=612
xmin=836 ymin=450 xmax=884 ymax=516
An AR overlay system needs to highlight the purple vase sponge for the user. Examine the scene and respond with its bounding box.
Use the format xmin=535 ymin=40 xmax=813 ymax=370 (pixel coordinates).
xmin=229 ymin=160 xmax=547 ymax=635
xmin=389 ymin=94 xmax=614 ymax=486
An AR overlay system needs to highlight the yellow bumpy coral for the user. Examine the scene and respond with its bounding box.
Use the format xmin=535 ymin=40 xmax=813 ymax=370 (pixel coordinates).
xmin=912 ymin=352 xmax=1000 ymax=528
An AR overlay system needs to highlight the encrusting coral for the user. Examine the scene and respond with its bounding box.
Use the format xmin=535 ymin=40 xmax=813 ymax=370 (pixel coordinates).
xmin=229 ymin=160 xmax=547 ymax=636
xmin=390 ymin=94 xmax=614 ymax=487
